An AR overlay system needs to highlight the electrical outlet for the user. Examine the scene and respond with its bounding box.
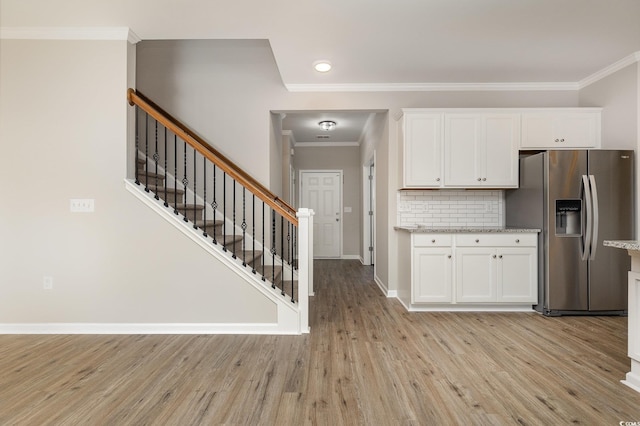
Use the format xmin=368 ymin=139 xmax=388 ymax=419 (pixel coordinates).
xmin=70 ymin=198 xmax=95 ymax=213
xmin=43 ymin=276 xmax=53 ymax=290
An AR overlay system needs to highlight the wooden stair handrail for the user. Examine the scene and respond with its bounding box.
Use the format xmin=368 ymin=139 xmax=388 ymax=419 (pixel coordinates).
xmin=128 ymin=89 xmax=298 ymax=225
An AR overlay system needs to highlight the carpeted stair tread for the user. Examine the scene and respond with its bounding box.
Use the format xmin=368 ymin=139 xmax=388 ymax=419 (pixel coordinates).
xmin=137 ymin=170 xmax=165 ymax=180
xmin=194 ymin=219 xmax=224 ymax=228
xmin=145 ymin=184 xmax=184 ymax=194
xmin=175 ymin=203 xmax=205 ymax=210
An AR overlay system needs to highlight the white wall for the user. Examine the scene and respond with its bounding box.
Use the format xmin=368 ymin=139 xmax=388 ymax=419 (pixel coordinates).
xmin=0 ymin=39 xmax=276 ymax=326
xmin=579 ymin=63 xmax=638 ymax=150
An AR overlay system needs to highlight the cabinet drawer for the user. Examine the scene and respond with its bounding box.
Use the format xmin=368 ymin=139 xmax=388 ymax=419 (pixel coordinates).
xmin=413 ymin=234 xmax=453 ymax=247
xmin=455 ymin=234 xmax=537 ymax=247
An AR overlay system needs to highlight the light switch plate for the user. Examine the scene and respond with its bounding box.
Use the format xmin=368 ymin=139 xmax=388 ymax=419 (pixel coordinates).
xmin=70 ymin=198 xmax=95 ymax=213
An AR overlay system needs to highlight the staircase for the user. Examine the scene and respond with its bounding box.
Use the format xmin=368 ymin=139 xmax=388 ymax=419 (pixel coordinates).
xmin=127 ymin=89 xmax=311 ymax=334
xmin=136 ymin=157 xmax=291 ymax=289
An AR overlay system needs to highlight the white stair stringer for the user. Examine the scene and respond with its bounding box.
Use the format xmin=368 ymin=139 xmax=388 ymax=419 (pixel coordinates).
xmin=125 ymin=179 xmax=306 ymax=335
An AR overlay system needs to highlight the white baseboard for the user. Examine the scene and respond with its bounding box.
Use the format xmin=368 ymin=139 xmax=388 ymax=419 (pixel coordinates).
xmin=374 ymin=273 xmax=389 ymax=296
xmin=341 ymin=254 xmax=361 ymax=260
xmin=0 ymin=322 xmax=304 ymax=335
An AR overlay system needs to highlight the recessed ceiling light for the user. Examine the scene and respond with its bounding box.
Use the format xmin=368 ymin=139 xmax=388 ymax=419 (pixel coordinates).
xmin=319 ymin=120 xmax=337 ymax=131
xmin=313 ymin=60 xmax=332 ymax=73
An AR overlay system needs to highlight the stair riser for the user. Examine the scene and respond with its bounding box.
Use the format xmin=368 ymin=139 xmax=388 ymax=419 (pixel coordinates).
xmin=137 ymin=174 xmax=166 ymax=186
xmin=155 ymin=191 xmax=184 ymax=205
xmin=177 ymin=208 xmax=205 ymax=222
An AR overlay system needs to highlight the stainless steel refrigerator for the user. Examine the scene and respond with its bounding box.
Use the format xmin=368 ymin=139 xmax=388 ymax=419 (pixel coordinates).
xmin=506 ymin=150 xmax=634 ymax=315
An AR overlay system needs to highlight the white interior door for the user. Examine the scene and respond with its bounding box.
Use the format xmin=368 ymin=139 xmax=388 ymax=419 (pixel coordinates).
xmin=301 ymin=171 xmax=341 ymax=258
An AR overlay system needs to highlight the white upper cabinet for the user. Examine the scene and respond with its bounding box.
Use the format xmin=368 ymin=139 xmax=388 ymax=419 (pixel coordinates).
xmin=521 ymin=109 xmax=601 ymax=149
xmin=444 ymin=113 xmax=519 ymax=188
xmin=400 ymin=107 xmax=601 ymax=189
xmin=400 ymin=112 xmax=443 ymax=188
xmin=400 ymin=109 xmax=519 ymax=189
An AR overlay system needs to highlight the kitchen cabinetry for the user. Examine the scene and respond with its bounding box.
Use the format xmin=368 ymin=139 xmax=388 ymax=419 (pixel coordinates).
xmin=443 ymin=114 xmax=519 ymax=187
xmin=398 ymin=230 xmax=538 ymax=311
xmin=521 ymin=109 xmax=601 ymax=149
xmin=399 ymin=107 xmax=603 ymax=189
xmin=456 ymin=235 xmax=537 ymax=303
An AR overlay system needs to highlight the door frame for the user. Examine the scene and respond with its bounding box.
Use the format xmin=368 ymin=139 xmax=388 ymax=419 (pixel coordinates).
xmin=299 ymin=169 xmax=343 ymax=259
xmin=362 ymin=153 xmax=376 ymax=267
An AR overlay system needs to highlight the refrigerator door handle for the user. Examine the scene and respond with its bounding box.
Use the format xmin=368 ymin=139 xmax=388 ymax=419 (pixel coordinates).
xmin=589 ymin=174 xmax=599 ymax=260
xmin=582 ymin=175 xmax=592 ymax=261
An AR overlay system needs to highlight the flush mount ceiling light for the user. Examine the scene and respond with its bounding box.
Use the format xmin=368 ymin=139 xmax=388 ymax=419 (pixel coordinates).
xmin=318 ymin=120 xmax=337 ymax=131
xmin=313 ymin=60 xmax=332 ymax=73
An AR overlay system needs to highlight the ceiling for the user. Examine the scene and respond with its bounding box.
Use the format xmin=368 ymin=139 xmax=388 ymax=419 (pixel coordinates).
xmin=3 ymin=0 xmax=640 ymax=145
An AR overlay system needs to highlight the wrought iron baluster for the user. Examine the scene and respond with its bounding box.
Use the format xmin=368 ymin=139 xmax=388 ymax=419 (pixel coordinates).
xmin=173 ymin=134 xmax=179 ymax=215
xmin=202 ymin=157 xmax=207 ymax=236
xmin=223 ymin=173 xmax=227 ymax=251
xmin=271 ymin=209 xmax=276 ymax=289
xmin=134 ymin=107 xmax=140 ymax=185
xmin=144 ymin=113 xmax=149 ymax=192
xmin=261 ymin=202 xmax=266 ymax=281
xmin=182 ymin=140 xmax=188 ymax=222
xmin=232 ymin=180 xmax=237 ymax=259
xmin=163 ymin=126 xmax=168 ymax=207
xmin=212 ymin=164 xmax=217 ymax=245
xmin=153 ymin=120 xmax=159 ymax=200
xmin=252 ymin=194 xmax=256 ymax=274
xmin=288 ymin=221 xmax=292 ymax=300
xmin=241 ymin=187 xmax=247 ymax=266
xmin=281 ymin=215 xmax=285 ymax=296
xmin=193 ymin=148 xmax=198 ymax=229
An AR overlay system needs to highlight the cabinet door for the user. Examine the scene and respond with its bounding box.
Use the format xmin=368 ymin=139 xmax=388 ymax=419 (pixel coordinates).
xmin=456 ymin=248 xmax=496 ymax=302
xmin=555 ymin=113 xmax=599 ymax=148
xmin=444 ymin=114 xmax=519 ymax=187
xmin=496 ymin=248 xmax=538 ymax=303
xmin=444 ymin=115 xmax=482 ymax=186
xmin=403 ymin=113 xmax=443 ymax=187
xmin=412 ymin=248 xmax=453 ymax=303
xmin=521 ymin=112 xmax=600 ymax=149
xmin=483 ymin=115 xmax=519 ymax=187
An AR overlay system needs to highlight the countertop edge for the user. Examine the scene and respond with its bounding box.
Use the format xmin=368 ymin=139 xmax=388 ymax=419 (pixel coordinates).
xmin=394 ymin=227 xmax=541 ymax=234
xmin=604 ymin=240 xmax=640 ymax=251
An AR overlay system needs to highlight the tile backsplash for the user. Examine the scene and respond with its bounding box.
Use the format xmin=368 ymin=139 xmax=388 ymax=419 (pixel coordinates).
xmin=398 ymin=190 xmax=504 ymax=228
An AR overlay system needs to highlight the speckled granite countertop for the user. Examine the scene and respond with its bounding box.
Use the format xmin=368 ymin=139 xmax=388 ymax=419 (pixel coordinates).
xmin=604 ymin=240 xmax=640 ymax=251
xmin=394 ymin=226 xmax=541 ymax=233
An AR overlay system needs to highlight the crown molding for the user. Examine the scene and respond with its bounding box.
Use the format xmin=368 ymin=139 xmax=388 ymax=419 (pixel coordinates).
xmin=285 ymin=81 xmax=579 ymax=93
xmin=0 ymin=26 xmax=141 ymax=43
xmin=578 ymin=51 xmax=640 ymax=89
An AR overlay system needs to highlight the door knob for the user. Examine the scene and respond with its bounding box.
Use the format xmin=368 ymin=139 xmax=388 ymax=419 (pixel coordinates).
xmin=336 ymin=218 xmax=339 ymax=222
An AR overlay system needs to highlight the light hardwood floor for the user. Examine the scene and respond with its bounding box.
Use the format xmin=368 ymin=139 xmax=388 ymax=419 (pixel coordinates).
xmin=1 ymin=260 xmax=639 ymax=425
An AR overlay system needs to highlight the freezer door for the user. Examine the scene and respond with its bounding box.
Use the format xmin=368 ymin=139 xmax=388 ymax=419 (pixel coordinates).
xmin=546 ymin=151 xmax=588 ymax=311
xmin=587 ymin=150 xmax=633 ymax=311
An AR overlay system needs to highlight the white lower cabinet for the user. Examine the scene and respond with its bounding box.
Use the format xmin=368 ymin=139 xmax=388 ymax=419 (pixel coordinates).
xmin=412 ymin=247 xmax=453 ymax=303
xmin=408 ymin=233 xmax=538 ymax=310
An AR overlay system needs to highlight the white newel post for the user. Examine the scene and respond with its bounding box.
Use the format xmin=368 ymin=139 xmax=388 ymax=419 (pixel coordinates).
xmin=297 ymin=208 xmax=314 ymax=333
